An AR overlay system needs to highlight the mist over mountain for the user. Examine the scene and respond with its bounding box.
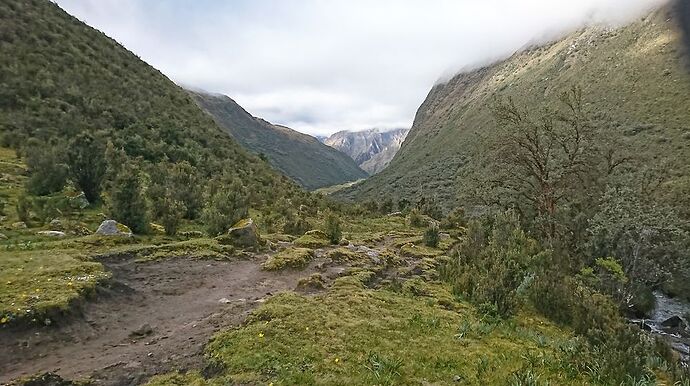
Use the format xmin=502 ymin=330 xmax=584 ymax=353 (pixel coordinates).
xmin=338 ymin=2 xmax=690 ymax=208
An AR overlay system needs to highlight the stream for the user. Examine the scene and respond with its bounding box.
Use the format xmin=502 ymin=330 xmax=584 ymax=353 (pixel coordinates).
xmin=630 ymin=291 xmax=690 ymax=365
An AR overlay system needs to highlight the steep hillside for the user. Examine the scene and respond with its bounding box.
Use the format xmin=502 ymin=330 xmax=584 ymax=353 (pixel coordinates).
xmin=325 ymin=128 xmax=409 ymax=174
xmin=338 ymin=3 xmax=690 ymax=208
xmin=189 ymin=91 xmax=367 ymax=190
xmin=0 ymin=0 xmax=297 ymax=198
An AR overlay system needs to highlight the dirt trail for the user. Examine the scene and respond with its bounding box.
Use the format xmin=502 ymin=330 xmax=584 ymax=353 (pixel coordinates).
xmin=0 ymin=254 xmax=335 ymax=385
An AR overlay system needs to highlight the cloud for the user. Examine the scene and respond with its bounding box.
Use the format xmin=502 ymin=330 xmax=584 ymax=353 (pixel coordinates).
xmin=55 ymin=0 xmax=667 ymax=136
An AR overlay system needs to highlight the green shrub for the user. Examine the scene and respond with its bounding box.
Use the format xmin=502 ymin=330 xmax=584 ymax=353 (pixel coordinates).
xmin=324 ymin=212 xmax=342 ymax=244
xmin=24 ymin=141 xmax=68 ymax=196
xmin=440 ymin=210 xmax=543 ymax=317
xmin=409 ymin=208 xmax=426 ymax=228
xmin=109 ymin=166 xmax=149 ymax=234
xmin=283 ymin=211 xmax=311 ymax=236
xmin=66 ymin=132 xmax=107 ymax=204
xmin=201 ymin=179 xmax=249 ymax=236
xmin=15 ymin=195 xmax=30 ymax=223
xmin=158 ymin=196 xmax=186 ymax=236
xmin=423 ymin=222 xmax=440 ymax=247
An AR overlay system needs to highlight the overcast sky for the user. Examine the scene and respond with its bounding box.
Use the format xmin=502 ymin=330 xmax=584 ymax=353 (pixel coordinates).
xmin=55 ymin=0 xmax=666 ymax=136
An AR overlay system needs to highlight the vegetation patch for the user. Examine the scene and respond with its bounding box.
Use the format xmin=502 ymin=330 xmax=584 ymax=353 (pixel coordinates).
xmin=293 ymin=233 xmax=330 ymax=249
xmin=154 ymin=278 xmax=595 ymax=385
xmin=0 ymin=250 xmax=109 ymax=326
xmin=262 ymin=247 xmax=314 ymax=271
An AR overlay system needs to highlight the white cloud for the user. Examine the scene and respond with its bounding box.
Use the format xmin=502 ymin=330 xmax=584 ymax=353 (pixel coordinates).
xmin=55 ymin=0 xmax=667 ymax=136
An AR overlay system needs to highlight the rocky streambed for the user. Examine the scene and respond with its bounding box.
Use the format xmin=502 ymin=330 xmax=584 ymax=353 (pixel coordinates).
xmin=631 ymin=291 xmax=690 ymax=364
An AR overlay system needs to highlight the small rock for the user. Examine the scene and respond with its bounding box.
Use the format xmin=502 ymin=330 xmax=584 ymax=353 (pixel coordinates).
xmin=439 ymin=232 xmax=451 ymax=239
xmin=12 ymin=221 xmax=27 ymax=229
xmin=387 ymin=211 xmax=404 ymax=217
xmin=37 ymin=230 xmax=66 ymax=238
xmin=49 ymin=218 xmax=63 ymax=231
xmin=131 ymin=323 xmax=154 ymax=337
xmin=0 ymin=232 xmax=7 ymax=240
xmin=96 ymin=220 xmax=132 ymax=236
xmin=453 ymin=374 xmax=463 ymax=382
xmin=149 ymin=223 xmax=166 ymax=235
xmin=218 ymin=298 xmax=232 ymax=304
xmin=661 ymin=316 xmax=687 ymax=329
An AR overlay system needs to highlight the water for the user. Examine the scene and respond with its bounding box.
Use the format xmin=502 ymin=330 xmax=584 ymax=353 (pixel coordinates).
xmin=631 ymin=291 xmax=690 ymax=364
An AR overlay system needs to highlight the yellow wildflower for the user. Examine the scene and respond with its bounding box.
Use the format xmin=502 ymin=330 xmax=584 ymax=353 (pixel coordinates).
xmin=334 ymin=358 xmax=340 ymax=364
xmin=258 ymin=332 xmax=265 ymax=338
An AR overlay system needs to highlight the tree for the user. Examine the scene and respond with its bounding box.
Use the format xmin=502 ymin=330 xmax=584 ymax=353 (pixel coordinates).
xmin=423 ymin=222 xmax=440 ymax=247
xmin=109 ymin=166 xmax=149 ymax=234
xmin=156 ymin=194 xmax=186 ymax=236
xmin=201 ymin=178 xmax=249 ymax=236
xmin=324 ymin=212 xmax=342 ymax=244
xmin=24 ymin=140 xmax=68 ymax=196
xmin=66 ymin=133 xmax=106 ymax=203
xmin=469 ymin=87 xmax=627 ymax=246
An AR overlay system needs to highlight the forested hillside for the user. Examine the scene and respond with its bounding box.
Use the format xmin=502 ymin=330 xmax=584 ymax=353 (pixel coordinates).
xmin=339 ymin=4 xmax=690 ymax=211
xmin=189 ymin=91 xmax=367 ymax=190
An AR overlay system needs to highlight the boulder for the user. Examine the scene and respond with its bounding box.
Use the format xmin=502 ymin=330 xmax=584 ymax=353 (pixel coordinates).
xmin=49 ymin=218 xmax=63 ymax=231
xmin=69 ymin=192 xmax=90 ymax=209
xmin=37 ymin=230 xmax=66 ymax=238
xmin=12 ymin=221 xmax=27 ymax=229
xmin=220 ymin=218 xmax=261 ymax=248
xmin=661 ymin=316 xmax=687 ymax=329
xmin=305 ymin=229 xmax=328 ymax=239
xmin=96 ymin=220 xmax=132 ymax=236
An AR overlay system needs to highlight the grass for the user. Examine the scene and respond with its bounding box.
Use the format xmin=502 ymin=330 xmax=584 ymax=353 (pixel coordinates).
xmin=262 ymin=247 xmax=315 ymax=271
xmin=147 ymin=275 xmax=595 ymax=385
xmin=0 ymin=249 xmax=109 ymax=325
xmin=293 ymin=233 xmax=331 ymax=249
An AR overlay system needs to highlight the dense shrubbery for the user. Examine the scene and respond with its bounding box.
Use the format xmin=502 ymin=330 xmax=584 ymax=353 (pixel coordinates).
xmin=423 ymin=222 xmax=440 ymax=248
xmin=201 ymin=178 xmax=249 ymax=236
xmin=441 ymin=210 xmax=544 ymax=317
xmin=324 ymin=212 xmax=342 ymax=244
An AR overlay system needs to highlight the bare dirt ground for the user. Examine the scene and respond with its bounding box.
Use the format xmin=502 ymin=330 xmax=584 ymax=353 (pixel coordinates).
xmin=0 ymin=254 xmax=339 ymax=385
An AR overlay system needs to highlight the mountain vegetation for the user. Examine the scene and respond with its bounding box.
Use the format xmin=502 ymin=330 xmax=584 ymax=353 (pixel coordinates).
xmin=189 ymin=91 xmax=367 ymax=190
xmin=324 ymin=128 xmax=409 ymax=174
xmin=1 ymin=0 xmax=690 ymax=385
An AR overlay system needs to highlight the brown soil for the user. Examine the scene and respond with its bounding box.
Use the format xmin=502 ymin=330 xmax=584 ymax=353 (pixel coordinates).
xmin=0 ymin=254 xmax=341 ymax=385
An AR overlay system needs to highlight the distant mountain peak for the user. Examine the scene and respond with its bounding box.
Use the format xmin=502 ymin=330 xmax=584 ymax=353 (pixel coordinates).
xmin=323 ymin=128 xmax=409 ymax=175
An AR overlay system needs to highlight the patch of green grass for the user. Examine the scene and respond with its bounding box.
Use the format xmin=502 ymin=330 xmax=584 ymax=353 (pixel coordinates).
xmin=0 ymin=249 xmax=109 ymax=325
xmin=293 ymin=233 xmax=330 ymax=249
xmin=171 ymin=277 xmax=594 ymax=385
xmin=262 ymin=247 xmax=314 ymax=271
xmin=399 ymin=243 xmax=444 ymax=259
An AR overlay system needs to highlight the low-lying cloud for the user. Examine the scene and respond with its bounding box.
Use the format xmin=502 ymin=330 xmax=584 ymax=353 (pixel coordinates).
xmin=55 ymin=0 xmax=667 ymax=136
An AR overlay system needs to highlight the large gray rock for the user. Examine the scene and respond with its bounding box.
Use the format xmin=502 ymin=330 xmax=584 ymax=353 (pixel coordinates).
xmin=661 ymin=316 xmax=687 ymax=329
xmin=219 ymin=218 xmax=261 ymax=248
xmin=96 ymin=220 xmax=132 ymax=236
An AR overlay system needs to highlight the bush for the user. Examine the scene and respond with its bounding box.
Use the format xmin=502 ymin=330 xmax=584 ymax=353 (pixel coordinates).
xmin=440 ymin=210 xmax=543 ymax=317
xmin=423 ymin=222 xmax=440 ymax=247
xmin=157 ymin=195 xmax=186 ymax=236
xmin=24 ymin=141 xmax=68 ymax=196
xmin=283 ymin=211 xmax=311 ymax=236
xmin=440 ymin=207 xmax=466 ymax=229
xmin=15 ymin=195 xmax=30 ymax=223
xmin=109 ymin=166 xmax=149 ymax=234
xmin=324 ymin=212 xmax=342 ymax=244
xmin=66 ymin=133 xmax=106 ymax=204
xmin=201 ymin=179 xmax=249 ymax=236
xmin=409 ymin=208 xmax=426 ymax=228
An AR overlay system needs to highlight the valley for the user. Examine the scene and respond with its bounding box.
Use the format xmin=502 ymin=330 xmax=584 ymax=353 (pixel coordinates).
xmin=1 ymin=0 xmax=690 ymax=385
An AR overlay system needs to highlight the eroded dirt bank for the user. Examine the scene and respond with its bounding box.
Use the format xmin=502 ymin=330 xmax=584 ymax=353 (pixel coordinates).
xmin=0 ymin=255 xmax=326 ymax=385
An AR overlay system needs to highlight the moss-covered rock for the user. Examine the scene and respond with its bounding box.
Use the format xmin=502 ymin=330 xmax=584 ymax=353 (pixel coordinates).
xmin=262 ymin=247 xmax=314 ymax=271
xmin=293 ymin=231 xmax=330 ymax=249
xmin=218 ymin=218 xmax=262 ymax=248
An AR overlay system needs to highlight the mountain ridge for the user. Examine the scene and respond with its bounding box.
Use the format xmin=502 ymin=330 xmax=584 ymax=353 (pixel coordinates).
xmin=336 ymin=2 xmax=690 ymax=209
xmin=188 ymin=90 xmax=367 ymax=190
xmin=324 ymin=128 xmax=409 ymax=175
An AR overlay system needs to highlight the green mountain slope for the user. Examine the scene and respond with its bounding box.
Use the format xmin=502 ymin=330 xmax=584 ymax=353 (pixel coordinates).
xmin=0 ymin=0 xmax=296 ymax=197
xmin=338 ymin=4 xmax=690 ymax=209
xmin=189 ymin=91 xmax=367 ymax=190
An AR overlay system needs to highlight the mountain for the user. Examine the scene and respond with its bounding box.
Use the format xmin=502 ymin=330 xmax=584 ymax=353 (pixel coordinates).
xmin=0 ymin=0 xmax=300 ymax=199
xmin=337 ymin=3 xmax=690 ymax=208
xmin=324 ymin=128 xmax=409 ymax=175
xmin=188 ymin=91 xmax=367 ymax=190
